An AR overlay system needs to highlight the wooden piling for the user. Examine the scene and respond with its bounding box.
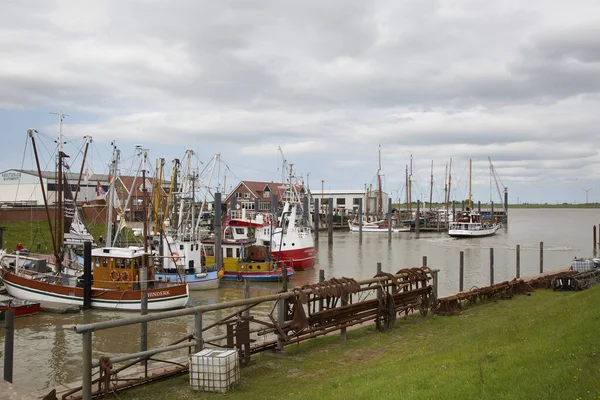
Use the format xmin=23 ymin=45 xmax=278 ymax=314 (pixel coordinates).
xmin=358 ymin=198 xmax=363 ymax=240
xmin=490 ymin=248 xmax=494 ymax=285
xmin=594 ymin=226 xmax=597 ymax=257
xmin=422 ymin=256 xmax=427 ymax=267
xmin=83 ymin=241 xmax=92 ymax=311
xmin=516 ymin=244 xmax=521 ymax=279
xmin=459 ymin=251 xmax=464 ymax=292
xmin=314 ymin=199 xmax=319 ymax=241
xmin=140 ymin=267 xmax=148 ymax=376
xmin=194 ymin=311 xmax=203 ymax=352
xmin=540 ymin=241 xmax=544 ymax=274
xmin=319 ymin=270 xmax=325 ymax=312
xmin=3 ymin=310 xmax=14 ymax=383
xmin=327 ymin=197 xmax=334 ymax=245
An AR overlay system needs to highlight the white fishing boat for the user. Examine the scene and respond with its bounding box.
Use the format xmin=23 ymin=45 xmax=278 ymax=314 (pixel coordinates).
xmin=447 ymin=159 xmax=500 ymax=238
xmin=348 ymin=219 xmax=410 ymax=232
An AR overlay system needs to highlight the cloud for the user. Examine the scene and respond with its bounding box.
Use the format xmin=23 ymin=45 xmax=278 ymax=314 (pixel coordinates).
xmin=2 ymin=0 xmax=600 ymax=203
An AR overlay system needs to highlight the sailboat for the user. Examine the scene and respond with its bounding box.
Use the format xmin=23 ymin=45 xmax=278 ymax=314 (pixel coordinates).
xmin=1 ymin=120 xmax=189 ymax=311
xmin=348 ymin=146 xmax=409 ymax=232
xmin=447 ymin=159 xmax=501 ymax=238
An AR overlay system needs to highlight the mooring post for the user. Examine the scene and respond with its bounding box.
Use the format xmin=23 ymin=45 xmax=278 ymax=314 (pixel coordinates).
xmin=328 ymin=197 xmax=334 ymax=245
xmin=415 ymin=200 xmax=420 ymax=234
xmin=490 ymin=248 xmax=494 ymax=285
xmin=461 ymin=200 xmax=465 ymax=211
xmin=491 ymin=201 xmax=494 ymax=221
xmin=82 ymin=330 xmax=92 ymax=400
xmin=459 ymin=251 xmax=464 ymax=292
xmin=314 ymin=199 xmax=319 ymax=242
xmin=388 ymin=198 xmax=392 ymax=242
xmin=303 ymin=195 xmax=309 ymax=227
xmin=194 ymin=311 xmax=203 ymax=353
xmin=594 ymin=226 xmax=597 ymax=258
xmin=215 ymin=193 xmax=222 ymax=270
xmin=452 ymin=201 xmax=456 ymax=220
xmin=319 ymin=269 xmax=325 ymax=311
xmin=140 ymin=267 xmax=148 ymax=376
xmin=83 ymin=241 xmax=92 ymax=311
xmin=478 ymin=200 xmax=481 ymax=214
xmin=244 ymin=279 xmax=250 ymax=317
xmin=276 ymin=293 xmax=287 ymax=351
xmin=3 ymin=309 xmax=14 ymax=383
xmin=432 ymin=269 xmax=440 ymax=304
xmin=516 ymin=244 xmax=521 ymax=279
xmin=358 ymin=198 xmax=363 ymax=241
xmin=282 ymin=261 xmax=288 ymax=292
xmin=376 ymin=262 xmax=382 ymax=300
xmin=422 ymin=256 xmax=427 ymax=267
xmin=540 ymin=241 xmax=544 ymax=274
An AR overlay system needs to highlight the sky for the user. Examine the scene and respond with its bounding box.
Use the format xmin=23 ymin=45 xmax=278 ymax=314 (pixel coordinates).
xmin=1 ymin=0 xmax=600 ymax=205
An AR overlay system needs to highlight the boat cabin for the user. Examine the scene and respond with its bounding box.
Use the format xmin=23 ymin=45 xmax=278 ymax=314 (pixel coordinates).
xmin=202 ymin=239 xmax=275 ymax=273
xmin=91 ymin=247 xmax=154 ymax=290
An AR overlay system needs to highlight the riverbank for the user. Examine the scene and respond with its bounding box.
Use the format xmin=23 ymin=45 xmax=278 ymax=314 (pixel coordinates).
xmin=115 ymin=285 xmax=599 ymax=400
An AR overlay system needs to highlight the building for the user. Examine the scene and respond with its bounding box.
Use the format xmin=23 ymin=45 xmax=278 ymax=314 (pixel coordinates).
xmin=311 ymin=189 xmax=390 ymax=216
xmin=224 ymin=181 xmax=307 ymax=212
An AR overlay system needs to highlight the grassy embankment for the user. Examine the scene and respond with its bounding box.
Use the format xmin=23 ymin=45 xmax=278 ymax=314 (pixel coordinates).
xmin=118 ymin=285 xmax=600 ymax=400
xmin=0 ymin=221 xmax=138 ymax=253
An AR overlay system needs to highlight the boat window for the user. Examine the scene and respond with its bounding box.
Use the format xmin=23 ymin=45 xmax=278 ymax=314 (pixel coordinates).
xmin=236 ymin=249 xmax=240 ymax=258
xmin=205 ymin=246 xmax=214 ymax=256
xmin=226 ymin=248 xmax=233 ymax=258
xmin=235 ymin=228 xmax=244 ymax=235
xmin=180 ymin=244 xmax=184 ymax=251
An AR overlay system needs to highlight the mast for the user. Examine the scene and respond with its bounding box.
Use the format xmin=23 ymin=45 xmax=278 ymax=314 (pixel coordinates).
xmin=142 ymin=150 xmax=148 ymax=254
xmin=429 ymin=160 xmax=433 ymax=211
xmin=405 ymin=166 xmax=409 ymax=212
xmin=54 ymin=112 xmax=67 ymax=269
xmin=29 ymin=129 xmax=59 ymax=266
xmin=377 ymin=145 xmax=382 ymax=216
xmin=73 ymin=135 xmax=92 ymax=204
xmin=106 ymin=143 xmax=120 ymax=245
xmin=409 ymin=155 xmax=413 ymax=215
xmin=468 ymin=158 xmax=473 ymax=211
xmin=447 ymin=158 xmax=453 ymax=208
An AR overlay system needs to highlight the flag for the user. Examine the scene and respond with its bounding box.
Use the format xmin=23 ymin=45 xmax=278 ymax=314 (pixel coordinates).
xmin=97 ymin=181 xmax=106 ymax=197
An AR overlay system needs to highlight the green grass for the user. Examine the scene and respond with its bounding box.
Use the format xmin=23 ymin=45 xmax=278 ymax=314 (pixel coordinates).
xmin=116 ymin=286 xmax=600 ymax=400
xmin=0 ymin=221 xmax=141 ymax=253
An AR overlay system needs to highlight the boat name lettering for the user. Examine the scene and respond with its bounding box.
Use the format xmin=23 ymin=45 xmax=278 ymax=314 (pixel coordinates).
xmin=2 ymin=172 xmax=21 ymax=181
xmin=147 ymin=290 xmax=170 ymax=298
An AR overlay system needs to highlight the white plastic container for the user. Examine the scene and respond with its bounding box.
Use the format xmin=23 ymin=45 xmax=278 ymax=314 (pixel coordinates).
xmin=189 ymin=349 xmax=239 ymax=393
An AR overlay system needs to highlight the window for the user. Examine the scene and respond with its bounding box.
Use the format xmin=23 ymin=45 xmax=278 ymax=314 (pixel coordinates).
xmin=235 ymin=228 xmax=245 ymax=235
xmin=244 ymin=192 xmax=251 ymax=198
xmin=264 ymin=191 xmax=270 ymax=198
xmin=353 ymin=198 xmax=361 ymax=205
xmin=204 ymin=246 xmax=214 ymax=256
xmin=180 ymin=244 xmax=184 ymax=250
xmin=226 ymin=248 xmax=233 ymax=258
xmin=336 ymin=198 xmax=346 ymax=206
xmin=235 ymin=192 xmax=242 ymax=198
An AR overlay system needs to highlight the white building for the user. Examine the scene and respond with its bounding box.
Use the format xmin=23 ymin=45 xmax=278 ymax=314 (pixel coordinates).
xmin=311 ymin=189 xmax=390 ymax=215
xmin=0 ymin=169 xmax=109 ymax=205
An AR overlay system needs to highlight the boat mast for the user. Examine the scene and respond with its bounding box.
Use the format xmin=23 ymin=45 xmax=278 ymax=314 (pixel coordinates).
xmin=377 ymin=145 xmax=382 ymax=217
xmin=29 ymin=129 xmax=60 ymax=266
xmin=52 ymin=111 xmax=68 ymax=270
xmin=73 ymin=135 xmax=92 ymax=205
xmin=447 ymin=158 xmax=452 ymax=209
xmin=409 ymin=155 xmax=413 ymax=215
xmin=429 ymin=160 xmax=433 ymax=211
xmin=142 ymin=149 xmax=148 ymax=255
xmin=106 ymin=142 xmax=120 ymax=245
xmin=468 ymin=159 xmax=473 ymax=211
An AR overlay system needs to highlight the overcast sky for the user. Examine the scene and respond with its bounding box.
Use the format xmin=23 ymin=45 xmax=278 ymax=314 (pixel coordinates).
xmin=1 ymin=0 xmax=599 ymax=204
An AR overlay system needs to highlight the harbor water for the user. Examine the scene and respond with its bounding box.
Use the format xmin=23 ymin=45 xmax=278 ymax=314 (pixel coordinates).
xmin=0 ymin=208 xmax=596 ymax=394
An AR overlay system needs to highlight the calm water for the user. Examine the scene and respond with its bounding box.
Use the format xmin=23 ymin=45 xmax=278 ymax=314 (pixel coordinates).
xmin=1 ymin=208 xmax=597 ymax=393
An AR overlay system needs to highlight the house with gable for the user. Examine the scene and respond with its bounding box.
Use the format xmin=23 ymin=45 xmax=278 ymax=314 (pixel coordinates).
xmin=224 ymin=180 xmax=308 ymax=212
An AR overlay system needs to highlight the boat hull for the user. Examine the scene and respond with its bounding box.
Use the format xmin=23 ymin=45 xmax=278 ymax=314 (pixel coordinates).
xmin=1 ymin=271 xmax=189 ymax=311
xmin=273 ymin=247 xmax=316 ymax=271
xmin=448 ymin=224 xmax=500 ymax=238
xmin=154 ymin=270 xmax=220 ymax=291
xmin=0 ymin=299 xmax=41 ymax=317
xmin=349 ymin=223 xmax=410 ymax=233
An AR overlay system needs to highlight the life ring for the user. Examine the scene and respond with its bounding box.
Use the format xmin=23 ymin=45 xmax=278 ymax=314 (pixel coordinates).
xmin=236 ymin=272 xmax=243 ymax=282
xmin=121 ymin=271 xmax=130 ymax=282
xmin=171 ymin=251 xmax=180 ymax=263
xmin=110 ymin=270 xmax=120 ymax=282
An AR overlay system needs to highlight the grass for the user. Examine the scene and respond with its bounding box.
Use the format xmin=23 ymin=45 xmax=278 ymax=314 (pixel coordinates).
xmin=0 ymin=221 xmax=141 ymax=253
xmin=115 ymin=286 xmax=600 ymax=400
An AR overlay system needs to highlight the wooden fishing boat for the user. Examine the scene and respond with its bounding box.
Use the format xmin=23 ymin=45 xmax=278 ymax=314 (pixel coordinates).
xmin=1 ymin=246 xmax=189 ymax=311
xmin=0 ymin=295 xmax=41 ymax=317
xmin=202 ymin=238 xmax=293 ymax=282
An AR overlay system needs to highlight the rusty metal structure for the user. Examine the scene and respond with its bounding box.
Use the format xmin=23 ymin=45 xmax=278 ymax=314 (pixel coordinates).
xmin=65 ymin=266 xmax=435 ymax=400
xmin=551 ymin=269 xmax=600 ymax=291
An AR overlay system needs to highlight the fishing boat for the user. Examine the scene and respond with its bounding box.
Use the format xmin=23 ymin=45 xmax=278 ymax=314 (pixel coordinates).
xmin=202 ymin=238 xmax=294 ymax=282
xmin=0 ymin=120 xmax=189 ymax=311
xmin=0 ymin=295 xmax=41 ymax=317
xmin=447 ymin=159 xmax=501 ymax=238
xmin=224 ymin=162 xmax=316 ymax=271
xmin=153 ymin=150 xmax=223 ymax=290
xmin=1 ymin=246 xmax=189 ymax=311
